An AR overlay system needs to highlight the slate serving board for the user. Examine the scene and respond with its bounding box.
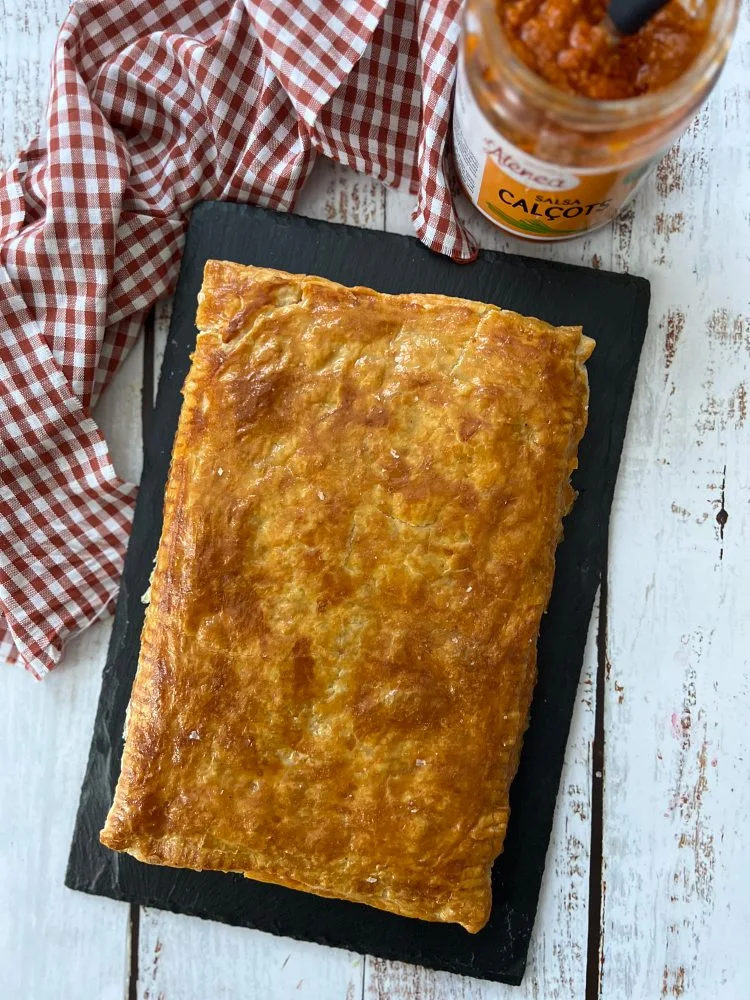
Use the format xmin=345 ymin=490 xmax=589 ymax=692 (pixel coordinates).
xmin=66 ymin=202 xmax=649 ymax=986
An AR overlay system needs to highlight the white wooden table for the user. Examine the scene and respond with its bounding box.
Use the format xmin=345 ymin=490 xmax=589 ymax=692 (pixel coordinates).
xmin=2 ymin=4 xmax=749 ymax=999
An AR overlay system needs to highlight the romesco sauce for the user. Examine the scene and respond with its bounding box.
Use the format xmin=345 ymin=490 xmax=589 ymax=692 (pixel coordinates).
xmin=452 ymin=0 xmax=738 ymax=239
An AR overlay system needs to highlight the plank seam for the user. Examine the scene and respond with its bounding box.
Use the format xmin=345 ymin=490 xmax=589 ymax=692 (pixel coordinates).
xmin=585 ymin=570 xmax=608 ymax=999
xmin=127 ymin=903 xmax=140 ymax=1000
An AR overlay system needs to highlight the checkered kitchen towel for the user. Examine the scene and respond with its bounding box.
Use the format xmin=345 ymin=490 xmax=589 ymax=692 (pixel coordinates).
xmin=0 ymin=0 xmax=477 ymax=678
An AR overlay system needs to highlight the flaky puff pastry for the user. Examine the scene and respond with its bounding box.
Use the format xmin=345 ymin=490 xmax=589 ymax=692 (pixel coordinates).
xmin=101 ymin=261 xmax=593 ymax=933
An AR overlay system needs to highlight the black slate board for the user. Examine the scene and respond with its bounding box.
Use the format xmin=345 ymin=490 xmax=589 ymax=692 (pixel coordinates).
xmin=66 ymin=202 xmax=649 ymax=985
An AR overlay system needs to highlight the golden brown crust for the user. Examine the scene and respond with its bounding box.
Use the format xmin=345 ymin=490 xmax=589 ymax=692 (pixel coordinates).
xmin=100 ymin=261 xmax=593 ymax=933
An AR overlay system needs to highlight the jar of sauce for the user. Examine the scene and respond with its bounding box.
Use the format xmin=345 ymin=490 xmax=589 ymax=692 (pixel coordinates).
xmin=452 ymin=0 xmax=739 ymax=240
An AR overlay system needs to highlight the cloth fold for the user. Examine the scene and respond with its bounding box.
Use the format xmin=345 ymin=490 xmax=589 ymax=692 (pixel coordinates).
xmin=0 ymin=0 xmax=476 ymax=678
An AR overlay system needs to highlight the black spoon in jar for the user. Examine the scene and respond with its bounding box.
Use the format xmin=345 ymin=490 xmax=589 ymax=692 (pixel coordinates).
xmin=606 ymin=0 xmax=672 ymax=35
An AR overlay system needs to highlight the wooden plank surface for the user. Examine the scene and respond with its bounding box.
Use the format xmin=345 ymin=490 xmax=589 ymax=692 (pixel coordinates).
xmin=0 ymin=0 xmax=62 ymax=173
xmin=2 ymin=1 xmax=749 ymax=998
xmin=0 ymin=632 xmax=129 ymax=1000
xmin=0 ymin=338 xmax=144 ymax=998
xmin=598 ymin=15 xmax=750 ymax=999
xmin=137 ymin=908 xmax=365 ymax=1000
xmin=0 ymin=4 xmax=135 ymax=997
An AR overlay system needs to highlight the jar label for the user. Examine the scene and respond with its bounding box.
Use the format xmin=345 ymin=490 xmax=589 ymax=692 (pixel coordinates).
xmin=452 ymin=53 xmax=654 ymax=240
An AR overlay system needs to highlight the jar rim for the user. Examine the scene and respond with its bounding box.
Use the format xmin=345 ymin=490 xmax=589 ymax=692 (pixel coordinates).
xmin=475 ymin=0 xmax=740 ymax=128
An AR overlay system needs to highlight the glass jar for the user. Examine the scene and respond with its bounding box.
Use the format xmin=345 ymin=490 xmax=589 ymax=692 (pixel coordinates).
xmin=452 ymin=0 xmax=740 ymax=240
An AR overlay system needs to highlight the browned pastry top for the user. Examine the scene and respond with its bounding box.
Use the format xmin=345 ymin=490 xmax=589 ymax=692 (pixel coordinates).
xmin=100 ymin=261 xmax=593 ymax=933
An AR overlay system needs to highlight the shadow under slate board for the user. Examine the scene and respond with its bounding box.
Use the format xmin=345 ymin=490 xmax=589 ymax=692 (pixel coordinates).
xmin=67 ymin=202 xmax=649 ymax=986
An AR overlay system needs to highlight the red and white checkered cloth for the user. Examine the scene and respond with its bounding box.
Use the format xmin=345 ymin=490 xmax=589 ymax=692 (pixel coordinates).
xmin=0 ymin=0 xmax=477 ymax=679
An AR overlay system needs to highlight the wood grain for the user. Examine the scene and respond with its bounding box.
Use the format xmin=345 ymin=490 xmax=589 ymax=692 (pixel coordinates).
xmin=599 ymin=14 xmax=750 ymax=998
xmin=0 ymin=630 xmax=130 ymax=1000
xmin=0 ymin=0 xmax=63 ymax=172
xmin=0 ymin=318 xmax=144 ymax=1000
xmin=152 ymin=298 xmax=174 ymax=405
xmin=137 ymin=909 xmax=365 ymax=1000
xmin=296 ymin=157 xmax=387 ymax=230
xmin=0 ymin=5 xmax=138 ymax=998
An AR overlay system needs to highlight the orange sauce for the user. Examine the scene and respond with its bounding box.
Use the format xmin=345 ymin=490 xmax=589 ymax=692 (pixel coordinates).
xmin=498 ymin=0 xmax=712 ymax=99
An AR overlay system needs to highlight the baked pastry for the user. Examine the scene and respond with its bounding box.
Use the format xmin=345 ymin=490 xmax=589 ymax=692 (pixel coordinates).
xmin=100 ymin=261 xmax=593 ymax=933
